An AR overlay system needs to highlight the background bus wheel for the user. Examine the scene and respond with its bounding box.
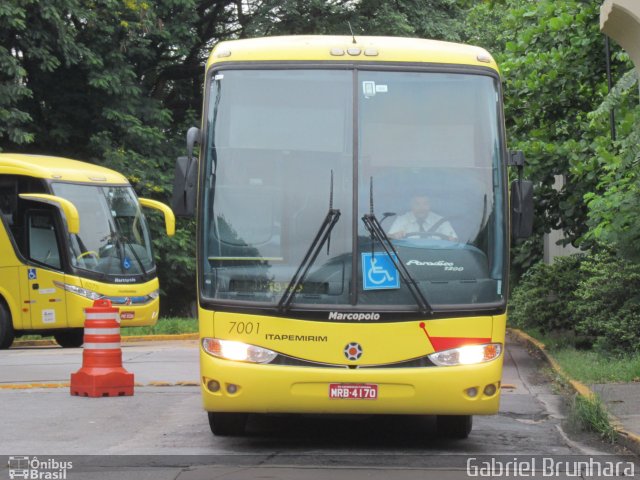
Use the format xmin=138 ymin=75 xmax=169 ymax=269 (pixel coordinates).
xmin=0 ymin=303 xmax=15 ymax=349
xmin=54 ymin=329 xmax=84 ymax=348
xmin=208 ymin=412 xmax=247 ymax=436
xmin=436 ymin=415 xmax=472 ymax=439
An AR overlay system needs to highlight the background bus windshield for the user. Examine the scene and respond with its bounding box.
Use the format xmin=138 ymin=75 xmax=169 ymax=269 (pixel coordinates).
xmin=51 ymin=183 xmax=155 ymax=276
xmin=201 ymin=69 xmax=506 ymax=312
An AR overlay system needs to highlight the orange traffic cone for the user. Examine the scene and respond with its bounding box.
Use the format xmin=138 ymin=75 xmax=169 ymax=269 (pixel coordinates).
xmin=70 ymin=299 xmax=134 ymax=397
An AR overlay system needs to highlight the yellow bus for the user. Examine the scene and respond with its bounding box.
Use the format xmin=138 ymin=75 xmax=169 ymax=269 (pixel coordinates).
xmin=173 ymin=36 xmax=533 ymax=438
xmin=0 ymin=154 xmax=175 ymax=348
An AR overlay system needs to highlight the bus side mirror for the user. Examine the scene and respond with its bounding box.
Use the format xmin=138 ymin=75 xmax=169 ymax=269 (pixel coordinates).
xmin=186 ymin=126 xmax=200 ymax=160
xmin=510 ymin=180 xmax=534 ymax=239
xmin=172 ymin=127 xmax=200 ymax=217
xmin=172 ymin=156 xmax=197 ymax=217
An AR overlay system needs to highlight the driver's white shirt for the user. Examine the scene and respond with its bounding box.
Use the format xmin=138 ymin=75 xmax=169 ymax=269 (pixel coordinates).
xmin=388 ymin=212 xmax=457 ymax=239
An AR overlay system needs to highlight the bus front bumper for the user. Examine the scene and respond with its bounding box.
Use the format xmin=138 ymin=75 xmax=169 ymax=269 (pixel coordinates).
xmin=200 ymin=351 xmax=503 ymax=415
xmin=64 ymin=294 xmax=160 ymax=327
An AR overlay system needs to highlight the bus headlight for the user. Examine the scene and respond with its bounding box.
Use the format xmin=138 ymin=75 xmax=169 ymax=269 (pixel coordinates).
xmin=428 ymin=343 xmax=502 ymax=367
xmin=53 ymin=281 xmax=103 ymax=301
xmin=202 ymin=338 xmax=277 ymax=364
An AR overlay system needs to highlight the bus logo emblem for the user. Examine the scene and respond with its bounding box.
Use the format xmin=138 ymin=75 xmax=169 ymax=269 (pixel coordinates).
xmin=344 ymin=342 xmax=363 ymax=361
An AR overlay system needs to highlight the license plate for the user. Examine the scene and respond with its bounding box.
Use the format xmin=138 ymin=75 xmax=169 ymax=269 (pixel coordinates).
xmin=329 ymin=383 xmax=378 ymax=400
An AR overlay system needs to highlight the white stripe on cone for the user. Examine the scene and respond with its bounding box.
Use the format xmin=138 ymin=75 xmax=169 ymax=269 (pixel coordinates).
xmin=85 ymin=312 xmax=119 ymax=320
xmin=84 ymin=328 xmax=121 ymax=335
xmin=83 ymin=342 xmax=121 ymax=350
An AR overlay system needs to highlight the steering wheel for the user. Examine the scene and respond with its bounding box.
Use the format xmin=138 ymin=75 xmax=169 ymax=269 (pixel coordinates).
xmin=403 ymin=231 xmax=451 ymax=240
xmin=404 ymin=217 xmax=457 ymax=240
xmin=77 ymin=250 xmax=100 ymax=261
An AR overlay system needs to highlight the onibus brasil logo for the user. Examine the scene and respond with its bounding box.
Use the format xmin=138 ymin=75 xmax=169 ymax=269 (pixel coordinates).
xmin=7 ymin=457 xmax=72 ymax=480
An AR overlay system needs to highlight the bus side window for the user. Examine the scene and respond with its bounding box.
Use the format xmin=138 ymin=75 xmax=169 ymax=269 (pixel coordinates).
xmin=0 ymin=178 xmax=17 ymax=228
xmin=27 ymin=210 xmax=62 ymax=270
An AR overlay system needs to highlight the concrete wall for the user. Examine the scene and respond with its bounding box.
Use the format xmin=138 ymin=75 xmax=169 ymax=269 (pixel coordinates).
xmin=543 ymin=175 xmax=580 ymax=264
xmin=601 ymin=0 xmax=640 ymax=76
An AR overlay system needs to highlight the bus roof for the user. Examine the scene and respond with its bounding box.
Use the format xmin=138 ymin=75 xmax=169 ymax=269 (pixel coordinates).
xmin=207 ymin=35 xmax=498 ymax=72
xmin=0 ymin=154 xmax=129 ymax=185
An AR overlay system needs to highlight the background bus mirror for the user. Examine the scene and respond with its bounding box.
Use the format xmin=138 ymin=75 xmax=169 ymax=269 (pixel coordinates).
xmin=18 ymin=193 xmax=80 ymax=235
xmin=172 ymin=156 xmax=197 ymax=217
xmin=510 ymin=180 xmax=534 ymax=239
xmin=139 ymin=198 xmax=176 ymax=236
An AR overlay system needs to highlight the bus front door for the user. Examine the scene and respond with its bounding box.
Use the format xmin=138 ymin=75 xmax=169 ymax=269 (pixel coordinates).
xmin=22 ymin=209 xmax=68 ymax=330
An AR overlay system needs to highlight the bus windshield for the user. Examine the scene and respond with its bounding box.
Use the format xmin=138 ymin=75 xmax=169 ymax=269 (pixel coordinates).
xmin=51 ymin=183 xmax=155 ymax=276
xmin=201 ymin=68 xmax=506 ymax=312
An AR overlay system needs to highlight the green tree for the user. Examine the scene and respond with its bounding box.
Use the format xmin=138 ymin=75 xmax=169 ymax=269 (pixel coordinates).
xmin=581 ymin=68 xmax=640 ymax=261
xmin=244 ymin=0 xmax=465 ymax=41
xmin=0 ymin=0 xmax=85 ymax=147
xmin=468 ymin=0 xmax=627 ymax=272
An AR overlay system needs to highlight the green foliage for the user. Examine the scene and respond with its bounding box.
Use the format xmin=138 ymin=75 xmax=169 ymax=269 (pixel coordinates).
xmin=580 ymin=70 xmax=640 ymax=261
xmin=569 ymin=394 xmax=616 ymax=444
xmin=467 ymin=0 xmax=628 ymax=274
xmin=511 ymin=251 xmax=640 ymax=356
xmin=123 ymin=317 xmax=198 ymax=336
xmin=570 ymin=251 xmax=640 ymax=356
xmin=552 ymin=349 xmax=640 ymax=384
xmin=350 ymin=0 xmax=464 ymax=41
xmin=509 ymin=254 xmax=585 ymax=333
xmin=151 ymin=218 xmax=197 ymax=316
xmin=244 ymin=0 xmax=465 ymax=41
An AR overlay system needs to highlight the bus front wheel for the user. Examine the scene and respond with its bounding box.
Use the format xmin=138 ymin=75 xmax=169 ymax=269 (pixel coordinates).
xmin=436 ymin=415 xmax=472 ymax=439
xmin=54 ymin=329 xmax=84 ymax=348
xmin=208 ymin=412 xmax=247 ymax=436
xmin=0 ymin=303 xmax=15 ymax=349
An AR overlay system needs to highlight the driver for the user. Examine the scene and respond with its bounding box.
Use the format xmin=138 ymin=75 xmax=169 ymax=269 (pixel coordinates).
xmin=388 ymin=194 xmax=458 ymax=241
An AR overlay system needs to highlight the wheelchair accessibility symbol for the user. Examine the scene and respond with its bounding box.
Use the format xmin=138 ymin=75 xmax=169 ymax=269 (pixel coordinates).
xmin=362 ymin=252 xmax=400 ymax=290
xmin=28 ymin=268 xmax=37 ymax=280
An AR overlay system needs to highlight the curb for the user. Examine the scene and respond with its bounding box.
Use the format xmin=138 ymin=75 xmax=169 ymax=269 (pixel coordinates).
xmin=509 ymin=328 xmax=640 ymax=456
xmin=0 ymin=381 xmax=199 ymax=390
xmin=13 ymin=333 xmax=198 ymax=347
xmin=122 ymin=333 xmax=199 ymax=342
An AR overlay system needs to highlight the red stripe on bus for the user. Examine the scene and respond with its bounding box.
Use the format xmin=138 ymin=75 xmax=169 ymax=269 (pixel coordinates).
xmin=429 ymin=337 xmax=492 ymax=351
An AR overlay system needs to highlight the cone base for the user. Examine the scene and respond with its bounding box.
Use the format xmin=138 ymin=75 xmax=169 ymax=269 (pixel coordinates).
xmin=70 ymin=368 xmax=134 ymax=397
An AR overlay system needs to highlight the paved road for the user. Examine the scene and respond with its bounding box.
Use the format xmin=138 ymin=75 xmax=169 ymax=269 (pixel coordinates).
xmin=0 ymin=335 xmax=636 ymax=479
xmin=0 ymin=340 xmax=200 ymax=385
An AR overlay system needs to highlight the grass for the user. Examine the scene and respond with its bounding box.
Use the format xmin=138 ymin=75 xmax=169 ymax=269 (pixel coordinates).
xmin=518 ymin=328 xmax=640 ymax=384
xmin=122 ymin=317 xmax=197 ymax=336
xmin=17 ymin=317 xmax=197 ymax=341
xmin=552 ymin=349 xmax=640 ymax=384
xmin=515 ymin=327 xmax=638 ymax=445
xmin=568 ymin=394 xmax=617 ymax=444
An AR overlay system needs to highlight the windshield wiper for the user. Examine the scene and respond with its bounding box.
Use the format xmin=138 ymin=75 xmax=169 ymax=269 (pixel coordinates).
xmin=277 ymin=208 xmax=340 ymax=312
xmin=106 ymin=221 xmax=148 ymax=277
xmin=278 ymin=171 xmax=340 ymax=312
xmin=361 ymin=178 xmax=432 ymax=315
xmin=120 ymin=232 xmax=148 ymax=276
